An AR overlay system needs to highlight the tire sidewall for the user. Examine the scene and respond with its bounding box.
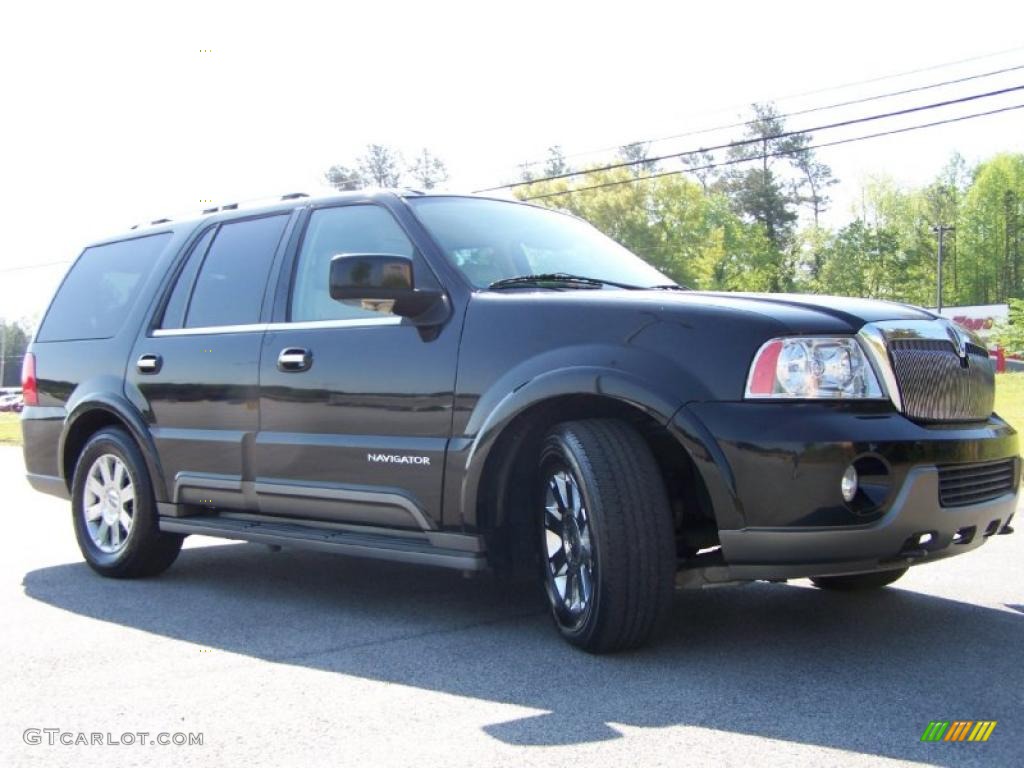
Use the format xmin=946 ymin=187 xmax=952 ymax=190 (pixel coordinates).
xmin=71 ymin=428 xmax=157 ymax=573
xmin=538 ymin=429 xmax=606 ymax=647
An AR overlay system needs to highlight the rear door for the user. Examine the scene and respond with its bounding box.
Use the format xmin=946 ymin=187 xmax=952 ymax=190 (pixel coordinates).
xmin=254 ymin=202 xmax=460 ymax=530
xmin=127 ymin=212 xmax=293 ymax=510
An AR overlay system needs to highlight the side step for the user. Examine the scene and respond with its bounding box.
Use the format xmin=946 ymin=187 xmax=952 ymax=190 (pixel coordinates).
xmin=159 ymin=515 xmax=487 ymax=571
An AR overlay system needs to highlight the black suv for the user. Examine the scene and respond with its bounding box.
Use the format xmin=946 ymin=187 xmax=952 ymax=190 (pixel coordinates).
xmin=22 ymin=191 xmax=1020 ymax=652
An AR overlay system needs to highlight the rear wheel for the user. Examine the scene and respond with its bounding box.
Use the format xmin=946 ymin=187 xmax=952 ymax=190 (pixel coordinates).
xmin=71 ymin=428 xmax=183 ymax=578
xmin=538 ymin=419 xmax=675 ymax=652
xmin=810 ymin=567 xmax=908 ymax=591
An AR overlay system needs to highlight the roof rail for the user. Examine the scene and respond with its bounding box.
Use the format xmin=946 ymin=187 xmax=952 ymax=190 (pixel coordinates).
xmin=130 ymin=190 xmax=316 ymax=231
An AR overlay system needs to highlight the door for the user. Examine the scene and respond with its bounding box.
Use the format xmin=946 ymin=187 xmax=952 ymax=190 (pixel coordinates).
xmin=128 ymin=212 xmax=292 ymax=509
xmin=255 ymin=203 xmax=459 ymax=530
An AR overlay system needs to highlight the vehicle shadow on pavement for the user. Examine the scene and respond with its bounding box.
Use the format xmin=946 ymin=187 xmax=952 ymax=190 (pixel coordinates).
xmin=23 ymin=542 xmax=1023 ymax=764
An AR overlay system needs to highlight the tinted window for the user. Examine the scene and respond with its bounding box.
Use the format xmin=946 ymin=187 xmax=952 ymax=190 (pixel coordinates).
xmin=37 ymin=233 xmax=171 ymax=342
xmin=290 ymin=205 xmax=414 ymax=322
xmin=160 ymin=227 xmax=215 ymax=329
xmin=185 ymin=215 xmax=288 ymax=328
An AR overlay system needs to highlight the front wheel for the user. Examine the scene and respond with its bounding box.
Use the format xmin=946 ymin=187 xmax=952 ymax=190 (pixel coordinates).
xmin=810 ymin=567 xmax=908 ymax=591
xmin=538 ymin=419 xmax=676 ymax=653
xmin=71 ymin=427 xmax=183 ymax=578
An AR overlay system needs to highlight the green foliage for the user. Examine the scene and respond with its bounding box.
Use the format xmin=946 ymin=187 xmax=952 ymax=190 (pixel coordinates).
xmin=322 ymin=114 xmax=1024 ymax=311
xmin=515 ymin=169 xmax=781 ymax=291
xmin=324 ymin=145 xmax=448 ymax=191
xmin=408 ymin=148 xmax=448 ymax=190
xmin=992 ymin=299 xmax=1024 ymax=354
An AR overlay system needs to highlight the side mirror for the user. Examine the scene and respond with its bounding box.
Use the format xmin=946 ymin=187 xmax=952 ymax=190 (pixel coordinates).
xmin=329 ymin=254 xmax=445 ymax=322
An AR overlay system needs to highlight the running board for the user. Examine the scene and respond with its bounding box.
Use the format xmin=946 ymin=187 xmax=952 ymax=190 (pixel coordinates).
xmin=159 ymin=515 xmax=487 ymax=571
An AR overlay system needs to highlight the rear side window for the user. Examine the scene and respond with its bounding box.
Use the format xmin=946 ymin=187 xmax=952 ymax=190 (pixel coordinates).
xmin=183 ymin=215 xmax=288 ymax=328
xmin=160 ymin=226 xmax=215 ymax=329
xmin=36 ymin=233 xmax=172 ymax=342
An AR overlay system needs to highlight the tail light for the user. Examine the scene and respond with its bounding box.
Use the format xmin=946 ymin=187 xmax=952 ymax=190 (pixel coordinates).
xmin=21 ymin=352 xmax=38 ymax=406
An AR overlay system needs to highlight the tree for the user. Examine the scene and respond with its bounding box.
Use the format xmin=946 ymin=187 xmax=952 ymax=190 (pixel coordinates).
xmin=0 ymin=319 xmax=31 ymax=388
xmin=408 ymin=148 xmax=449 ymax=190
xmin=791 ymin=151 xmax=837 ymax=227
xmin=958 ymin=153 xmax=1024 ymax=303
xmin=358 ymin=144 xmax=404 ymax=187
xmin=722 ymin=103 xmax=808 ymax=251
xmin=543 ymin=145 xmax=571 ymax=177
xmin=680 ymin=148 xmax=716 ymax=191
xmin=324 ymin=164 xmax=364 ymax=192
xmin=993 ymin=298 xmax=1024 ymax=354
xmin=618 ymin=142 xmax=658 ymax=177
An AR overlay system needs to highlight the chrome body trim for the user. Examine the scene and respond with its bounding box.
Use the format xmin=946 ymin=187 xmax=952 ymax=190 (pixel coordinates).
xmin=152 ymin=317 xmax=404 ymax=337
xmin=856 ymin=324 xmax=903 ymax=412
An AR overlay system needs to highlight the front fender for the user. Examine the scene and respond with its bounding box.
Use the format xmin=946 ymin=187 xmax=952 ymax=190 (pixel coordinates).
xmin=454 ymin=358 xmax=691 ymax=527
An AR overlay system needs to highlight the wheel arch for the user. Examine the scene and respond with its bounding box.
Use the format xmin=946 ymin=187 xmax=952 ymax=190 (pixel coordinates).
xmin=59 ymin=396 xmax=167 ymax=501
xmin=461 ymin=371 xmax=718 ymax=570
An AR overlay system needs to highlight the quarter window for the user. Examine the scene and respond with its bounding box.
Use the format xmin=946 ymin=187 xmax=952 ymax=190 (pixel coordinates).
xmin=184 ymin=215 xmax=288 ymax=328
xmin=37 ymin=233 xmax=172 ymax=342
xmin=290 ymin=205 xmax=415 ymax=322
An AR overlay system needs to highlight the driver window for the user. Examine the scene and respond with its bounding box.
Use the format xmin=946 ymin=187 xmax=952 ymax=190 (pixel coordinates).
xmin=291 ymin=205 xmax=415 ymax=322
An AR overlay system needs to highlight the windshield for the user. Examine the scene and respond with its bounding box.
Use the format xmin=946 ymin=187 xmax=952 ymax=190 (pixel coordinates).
xmin=406 ymin=196 xmax=672 ymax=289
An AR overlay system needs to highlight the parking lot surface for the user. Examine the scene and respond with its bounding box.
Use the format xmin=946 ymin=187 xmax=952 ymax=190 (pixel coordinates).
xmin=1 ymin=445 xmax=1021 ymax=767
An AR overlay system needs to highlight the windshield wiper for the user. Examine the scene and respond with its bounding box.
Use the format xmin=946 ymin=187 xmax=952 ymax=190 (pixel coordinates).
xmin=488 ymin=273 xmax=642 ymax=290
xmin=650 ymin=283 xmax=690 ymax=291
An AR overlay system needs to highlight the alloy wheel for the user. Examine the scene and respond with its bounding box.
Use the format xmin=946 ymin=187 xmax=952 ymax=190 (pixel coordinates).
xmin=542 ymin=467 xmax=595 ymax=627
xmin=82 ymin=453 xmax=135 ymax=554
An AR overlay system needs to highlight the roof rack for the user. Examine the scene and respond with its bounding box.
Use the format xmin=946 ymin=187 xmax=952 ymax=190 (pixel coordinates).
xmin=130 ymin=191 xmax=313 ymax=230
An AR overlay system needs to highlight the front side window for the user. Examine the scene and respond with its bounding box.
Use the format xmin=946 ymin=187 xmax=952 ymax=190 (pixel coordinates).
xmin=37 ymin=233 xmax=172 ymax=342
xmin=184 ymin=214 xmax=288 ymax=328
xmin=406 ymin=196 xmax=671 ymax=289
xmin=290 ymin=205 xmax=415 ymax=322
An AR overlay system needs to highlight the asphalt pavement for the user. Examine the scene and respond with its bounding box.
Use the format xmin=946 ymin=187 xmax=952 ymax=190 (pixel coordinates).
xmin=1 ymin=445 xmax=1021 ymax=768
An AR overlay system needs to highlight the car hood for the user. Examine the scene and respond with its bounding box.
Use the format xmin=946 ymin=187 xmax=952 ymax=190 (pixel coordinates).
xmin=688 ymin=291 xmax=936 ymax=329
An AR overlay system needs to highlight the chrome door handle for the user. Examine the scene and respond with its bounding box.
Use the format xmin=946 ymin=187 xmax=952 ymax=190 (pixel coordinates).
xmin=277 ymin=348 xmax=312 ymax=372
xmin=137 ymin=354 xmax=162 ymax=374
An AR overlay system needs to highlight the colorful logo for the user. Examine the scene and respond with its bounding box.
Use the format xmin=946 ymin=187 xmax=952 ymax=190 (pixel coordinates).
xmin=921 ymin=721 xmax=997 ymax=742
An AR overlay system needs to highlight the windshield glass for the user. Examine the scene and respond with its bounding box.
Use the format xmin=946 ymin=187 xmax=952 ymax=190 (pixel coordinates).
xmin=406 ymin=196 xmax=672 ymax=289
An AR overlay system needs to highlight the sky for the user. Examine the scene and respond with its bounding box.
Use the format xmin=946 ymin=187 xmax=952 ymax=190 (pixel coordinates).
xmin=1 ymin=0 xmax=1023 ymax=326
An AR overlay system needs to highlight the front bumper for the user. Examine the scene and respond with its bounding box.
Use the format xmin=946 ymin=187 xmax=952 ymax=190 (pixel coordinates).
xmin=671 ymin=402 xmax=1019 ymax=583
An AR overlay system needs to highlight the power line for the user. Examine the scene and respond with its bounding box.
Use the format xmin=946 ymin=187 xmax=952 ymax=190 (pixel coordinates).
xmin=517 ymin=62 xmax=1024 ymax=172
xmin=521 ymin=102 xmax=1024 ymax=201
xmin=478 ymin=83 xmax=1024 ymax=193
xmin=0 ymin=259 xmax=71 ymax=274
xmin=512 ymin=45 xmax=1024 ymax=172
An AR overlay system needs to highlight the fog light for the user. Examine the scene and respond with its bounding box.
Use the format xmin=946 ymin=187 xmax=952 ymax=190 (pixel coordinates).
xmin=841 ymin=465 xmax=858 ymax=502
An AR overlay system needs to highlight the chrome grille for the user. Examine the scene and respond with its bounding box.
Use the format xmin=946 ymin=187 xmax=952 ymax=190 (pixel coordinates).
xmin=938 ymin=459 xmax=1017 ymax=507
xmin=888 ymin=339 xmax=994 ymax=422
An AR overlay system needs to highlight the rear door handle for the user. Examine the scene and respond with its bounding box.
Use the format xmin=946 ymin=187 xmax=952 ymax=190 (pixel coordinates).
xmin=277 ymin=347 xmax=312 ymax=372
xmin=137 ymin=354 xmax=162 ymax=374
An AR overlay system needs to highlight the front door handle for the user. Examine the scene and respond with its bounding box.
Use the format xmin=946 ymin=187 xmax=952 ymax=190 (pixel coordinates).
xmin=277 ymin=347 xmax=312 ymax=372
xmin=137 ymin=354 xmax=162 ymax=374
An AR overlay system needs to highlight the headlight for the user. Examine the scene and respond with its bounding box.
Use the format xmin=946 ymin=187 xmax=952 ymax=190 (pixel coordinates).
xmin=745 ymin=337 xmax=885 ymax=399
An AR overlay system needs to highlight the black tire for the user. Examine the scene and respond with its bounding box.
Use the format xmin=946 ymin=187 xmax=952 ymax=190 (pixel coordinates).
xmin=537 ymin=419 xmax=675 ymax=653
xmin=71 ymin=427 xmax=183 ymax=578
xmin=810 ymin=567 xmax=908 ymax=591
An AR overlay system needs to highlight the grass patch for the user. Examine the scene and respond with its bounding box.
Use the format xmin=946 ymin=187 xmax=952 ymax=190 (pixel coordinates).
xmin=995 ymin=373 xmax=1024 ymax=433
xmin=0 ymin=412 xmax=21 ymax=446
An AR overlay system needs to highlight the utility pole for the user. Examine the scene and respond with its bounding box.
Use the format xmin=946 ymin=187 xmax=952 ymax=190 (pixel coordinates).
xmin=932 ymin=225 xmax=955 ymax=313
